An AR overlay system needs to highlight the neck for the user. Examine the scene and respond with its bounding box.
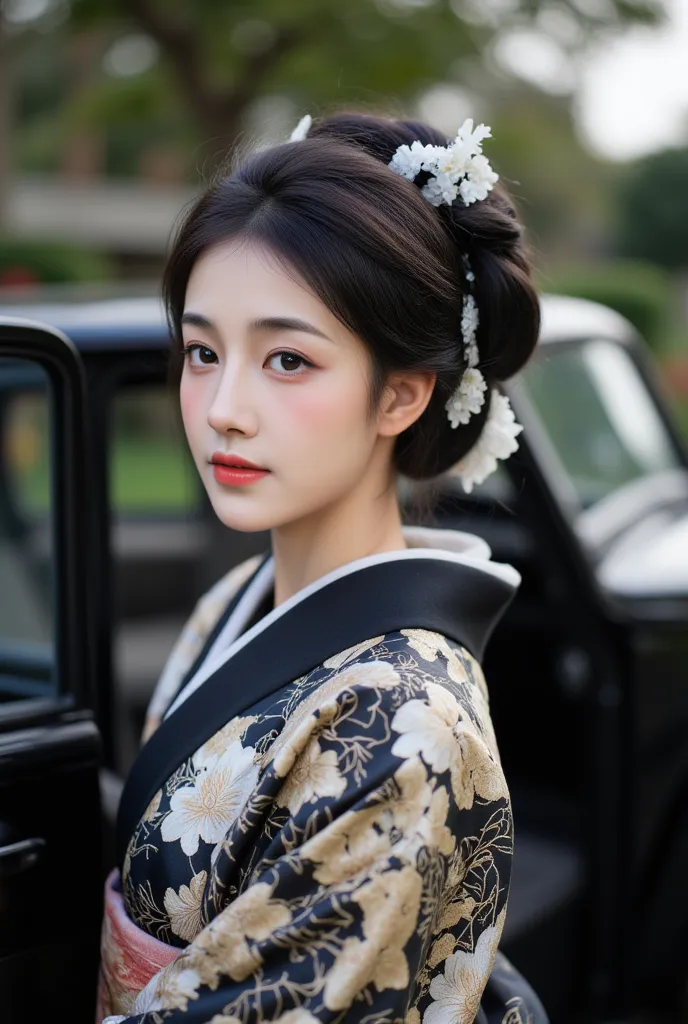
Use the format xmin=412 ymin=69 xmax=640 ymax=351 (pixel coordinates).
xmin=270 ymin=470 xmax=407 ymax=607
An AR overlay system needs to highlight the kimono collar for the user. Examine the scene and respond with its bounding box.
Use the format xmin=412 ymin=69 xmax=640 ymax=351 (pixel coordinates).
xmin=164 ymin=526 xmax=519 ymax=719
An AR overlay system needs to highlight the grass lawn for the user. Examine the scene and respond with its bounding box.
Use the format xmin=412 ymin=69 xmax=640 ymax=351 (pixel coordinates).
xmin=110 ymin=439 xmax=200 ymax=512
xmin=17 ymin=438 xmax=200 ymax=515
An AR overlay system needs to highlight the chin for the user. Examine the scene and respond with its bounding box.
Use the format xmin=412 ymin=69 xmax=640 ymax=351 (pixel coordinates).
xmin=211 ymin=502 xmax=277 ymax=534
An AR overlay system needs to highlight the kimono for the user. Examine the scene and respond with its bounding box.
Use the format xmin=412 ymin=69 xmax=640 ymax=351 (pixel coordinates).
xmin=99 ymin=526 xmax=548 ymax=1024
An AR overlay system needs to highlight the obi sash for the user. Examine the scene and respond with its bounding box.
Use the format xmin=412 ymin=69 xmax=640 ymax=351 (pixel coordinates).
xmin=97 ymin=869 xmax=180 ymax=1021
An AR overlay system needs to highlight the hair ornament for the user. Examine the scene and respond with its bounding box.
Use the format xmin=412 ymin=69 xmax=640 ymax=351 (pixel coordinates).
xmin=288 ymin=112 xmax=524 ymax=493
xmin=289 ymin=114 xmax=312 ymax=142
xmin=387 ymin=121 xmax=522 ymax=491
xmin=388 ymin=118 xmax=498 ymax=207
xmin=453 ymin=392 xmax=523 ymax=493
xmin=444 ymin=255 xmax=523 ymax=492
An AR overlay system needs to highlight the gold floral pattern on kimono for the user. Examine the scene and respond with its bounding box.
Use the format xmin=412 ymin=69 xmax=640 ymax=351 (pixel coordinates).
xmin=102 ymin=549 xmax=547 ymax=1024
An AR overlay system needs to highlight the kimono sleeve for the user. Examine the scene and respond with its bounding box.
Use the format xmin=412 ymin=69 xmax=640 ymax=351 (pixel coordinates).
xmin=111 ymin=659 xmax=514 ymax=1024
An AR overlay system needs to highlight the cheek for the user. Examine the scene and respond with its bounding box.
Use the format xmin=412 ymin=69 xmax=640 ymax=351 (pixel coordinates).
xmin=279 ymin=373 xmax=369 ymax=439
xmin=179 ymin=376 xmax=204 ymax=444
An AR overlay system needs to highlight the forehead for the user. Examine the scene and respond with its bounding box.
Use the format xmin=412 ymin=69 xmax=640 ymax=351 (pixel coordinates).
xmin=185 ymin=240 xmax=324 ymax=321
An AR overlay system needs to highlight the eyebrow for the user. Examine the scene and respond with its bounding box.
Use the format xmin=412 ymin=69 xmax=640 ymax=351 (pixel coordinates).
xmin=180 ymin=312 xmax=333 ymax=342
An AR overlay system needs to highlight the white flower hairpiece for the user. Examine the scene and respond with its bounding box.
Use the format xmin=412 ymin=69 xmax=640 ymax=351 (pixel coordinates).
xmin=288 ymin=112 xmax=523 ymax=493
xmin=388 ymin=118 xmax=499 ymax=208
xmin=453 ymin=392 xmax=524 ymax=493
xmin=388 ymin=121 xmax=523 ymax=491
xmin=441 ymin=261 xmax=523 ymax=492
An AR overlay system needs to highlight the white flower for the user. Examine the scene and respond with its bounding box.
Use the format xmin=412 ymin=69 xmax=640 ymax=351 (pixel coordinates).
xmin=289 ymin=114 xmax=312 ymax=142
xmin=454 ymin=118 xmax=492 ymax=153
xmin=422 ymin=172 xmax=459 ymax=207
xmin=161 ymin=741 xmax=259 ymax=856
xmin=460 ymin=155 xmax=500 ymax=206
xmin=445 ymin=367 xmax=487 ymax=429
xmin=423 ymin=922 xmax=501 ymax=1024
xmin=465 ymin=342 xmax=479 ymax=369
xmin=434 ymin=144 xmax=471 ymax=180
xmin=389 ymin=117 xmax=497 ymax=209
xmin=461 ymin=294 xmax=479 ymax=344
xmin=468 ymin=152 xmax=499 ymax=189
xmin=454 ymin=390 xmax=524 ymax=493
xmin=391 ymin=682 xmax=463 ymax=774
xmin=389 ymin=140 xmax=440 ymax=181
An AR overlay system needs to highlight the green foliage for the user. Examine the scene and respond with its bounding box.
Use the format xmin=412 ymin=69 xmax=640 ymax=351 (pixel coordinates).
xmin=12 ymin=0 xmax=666 ymax=175
xmin=615 ymin=148 xmax=688 ymax=270
xmin=671 ymin=397 xmax=688 ymax=442
xmin=543 ymin=260 xmax=674 ymax=351
xmin=0 ymin=236 xmax=113 ymax=284
xmin=4 ymin=0 xmax=669 ymax=263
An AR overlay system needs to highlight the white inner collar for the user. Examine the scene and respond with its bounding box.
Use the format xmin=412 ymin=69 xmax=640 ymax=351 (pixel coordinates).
xmin=164 ymin=526 xmax=519 ymax=719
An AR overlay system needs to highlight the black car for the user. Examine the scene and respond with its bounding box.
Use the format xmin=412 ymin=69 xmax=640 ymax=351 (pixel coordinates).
xmin=0 ymin=294 xmax=686 ymax=1024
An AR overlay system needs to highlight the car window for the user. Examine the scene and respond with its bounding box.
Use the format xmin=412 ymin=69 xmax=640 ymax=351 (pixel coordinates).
xmin=523 ymin=339 xmax=679 ymax=509
xmin=0 ymin=358 xmax=55 ymax=700
xmin=110 ymin=383 xmax=200 ymax=516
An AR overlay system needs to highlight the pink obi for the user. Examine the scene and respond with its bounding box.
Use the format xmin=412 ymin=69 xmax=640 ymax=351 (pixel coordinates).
xmin=96 ymin=868 xmax=181 ymax=1021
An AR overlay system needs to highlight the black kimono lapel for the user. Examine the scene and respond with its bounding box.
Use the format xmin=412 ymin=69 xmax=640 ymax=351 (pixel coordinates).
xmin=116 ymin=554 xmax=516 ymax=868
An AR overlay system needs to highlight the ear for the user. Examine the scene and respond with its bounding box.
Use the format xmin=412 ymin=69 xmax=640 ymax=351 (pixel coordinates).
xmin=377 ymin=371 xmax=437 ymax=438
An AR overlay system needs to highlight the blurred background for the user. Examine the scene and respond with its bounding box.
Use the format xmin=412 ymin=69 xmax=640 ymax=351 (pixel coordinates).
xmin=1 ymin=6 xmax=688 ymax=1021
xmin=0 ymin=0 xmax=687 ymax=441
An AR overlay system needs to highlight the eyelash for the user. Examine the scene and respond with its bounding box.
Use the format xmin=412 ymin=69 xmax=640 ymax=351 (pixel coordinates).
xmin=182 ymin=343 xmax=216 ymax=367
xmin=182 ymin=343 xmax=314 ymax=376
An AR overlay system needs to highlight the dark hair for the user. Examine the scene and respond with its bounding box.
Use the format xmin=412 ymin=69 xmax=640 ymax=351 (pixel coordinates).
xmin=163 ymin=110 xmax=540 ymax=480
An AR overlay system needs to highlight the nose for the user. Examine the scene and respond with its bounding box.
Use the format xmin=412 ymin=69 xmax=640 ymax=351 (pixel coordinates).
xmin=207 ymin=361 xmax=258 ymax=437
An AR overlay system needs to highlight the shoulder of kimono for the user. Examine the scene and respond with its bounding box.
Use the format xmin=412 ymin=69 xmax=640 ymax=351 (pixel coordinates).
xmin=323 ymin=627 xmax=482 ymax=674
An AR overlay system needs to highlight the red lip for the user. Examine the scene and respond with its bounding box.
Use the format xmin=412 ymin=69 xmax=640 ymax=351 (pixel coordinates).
xmin=210 ymin=452 xmax=267 ymax=471
xmin=210 ymin=452 xmax=270 ymax=487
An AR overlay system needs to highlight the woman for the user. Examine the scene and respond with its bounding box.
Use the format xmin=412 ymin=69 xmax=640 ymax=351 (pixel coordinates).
xmin=100 ymin=110 xmax=547 ymax=1024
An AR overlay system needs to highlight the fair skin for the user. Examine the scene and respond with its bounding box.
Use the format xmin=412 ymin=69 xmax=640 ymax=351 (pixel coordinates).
xmin=179 ymin=239 xmax=436 ymax=607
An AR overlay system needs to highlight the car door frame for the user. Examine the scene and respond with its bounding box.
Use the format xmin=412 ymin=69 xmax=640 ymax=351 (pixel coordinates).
xmin=0 ymin=316 xmax=103 ymax=1020
xmin=0 ymin=317 xmax=95 ymax=716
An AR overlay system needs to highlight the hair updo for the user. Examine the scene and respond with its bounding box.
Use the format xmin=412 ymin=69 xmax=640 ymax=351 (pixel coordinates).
xmin=163 ymin=110 xmax=540 ymax=480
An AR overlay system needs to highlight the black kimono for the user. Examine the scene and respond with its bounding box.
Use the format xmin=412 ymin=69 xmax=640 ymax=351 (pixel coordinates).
xmin=99 ymin=526 xmax=548 ymax=1024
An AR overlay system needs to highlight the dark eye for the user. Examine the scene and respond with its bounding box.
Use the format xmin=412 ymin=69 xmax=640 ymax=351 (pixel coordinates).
xmin=267 ymin=351 xmax=310 ymax=374
xmin=184 ymin=343 xmax=217 ymax=366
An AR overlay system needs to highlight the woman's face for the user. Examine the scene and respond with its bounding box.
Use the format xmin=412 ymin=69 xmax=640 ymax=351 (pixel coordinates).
xmin=179 ymin=239 xmax=387 ymax=534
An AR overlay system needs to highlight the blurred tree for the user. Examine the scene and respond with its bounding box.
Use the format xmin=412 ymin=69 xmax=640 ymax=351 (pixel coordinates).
xmin=0 ymin=14 xmax=11 ymax=223
xmin=486 ymin=85 xmax=614 ymax=267
xmin=615 ymin=147 xmax=688 ymax=271
xmin=2 ymin=0 xmax=666 ymax=180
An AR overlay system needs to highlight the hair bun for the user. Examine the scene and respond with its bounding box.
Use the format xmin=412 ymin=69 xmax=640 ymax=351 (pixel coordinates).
xmin=313 ymin=112 xmax=540 ymax=388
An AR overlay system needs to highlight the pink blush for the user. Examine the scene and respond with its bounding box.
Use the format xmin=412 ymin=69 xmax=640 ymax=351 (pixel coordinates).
xmin=281 ymin=379 xmax=359 ymax=429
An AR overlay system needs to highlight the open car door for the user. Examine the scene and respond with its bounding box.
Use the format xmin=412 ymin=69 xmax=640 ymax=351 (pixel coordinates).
xmin=0 ymin=318 xmax=102 ymax=1021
